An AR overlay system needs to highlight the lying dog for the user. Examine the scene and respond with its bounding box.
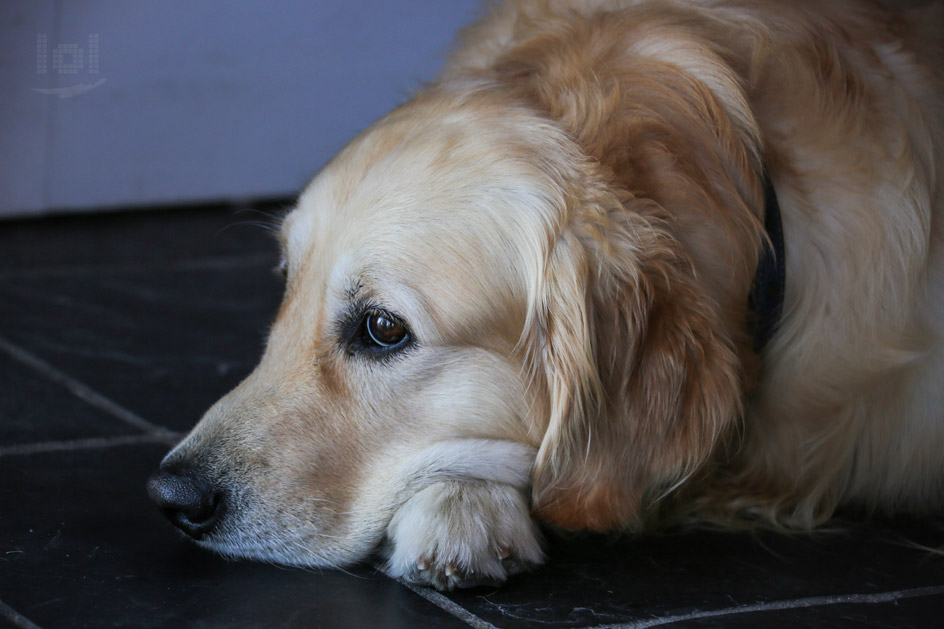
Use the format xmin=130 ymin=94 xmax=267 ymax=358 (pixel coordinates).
xmin=148 ymin=0 xmax=944 ymax=590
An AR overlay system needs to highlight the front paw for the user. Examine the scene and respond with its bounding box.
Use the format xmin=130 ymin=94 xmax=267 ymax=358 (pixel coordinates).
xmin=382 ymin=480 xmax=544 ymax=590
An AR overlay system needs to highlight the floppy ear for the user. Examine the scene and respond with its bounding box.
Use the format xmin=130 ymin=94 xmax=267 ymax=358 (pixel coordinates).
xmin=527 ymin=187 xmax=743 ymax=531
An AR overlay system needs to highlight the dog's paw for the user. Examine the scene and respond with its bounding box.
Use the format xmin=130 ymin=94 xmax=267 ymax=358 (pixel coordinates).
xmin=382 ymin=480 xmax=544 ymax=590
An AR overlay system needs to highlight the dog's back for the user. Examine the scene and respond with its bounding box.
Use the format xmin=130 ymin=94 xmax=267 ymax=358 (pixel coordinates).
xmin=446 ymin=0 xmax=944 ymax=525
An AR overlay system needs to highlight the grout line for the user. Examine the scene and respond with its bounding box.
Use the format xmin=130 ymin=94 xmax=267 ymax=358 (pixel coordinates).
xmin=0 ymin=252 xmax=276 ymax=281
xmin=0 ymin=433 xmax=180 ymax=458
xmin=371 ymin=563 xmax=498 ymax=629
xmin=0 ymin=599 xmax=44 ymax=629
xmin=396 ymin=580 xmax=500 ymax=629
xmin=0 ymin=335 xmax=177 ymax=439
xmin=594 ymin=584 xmax=944 ymax=628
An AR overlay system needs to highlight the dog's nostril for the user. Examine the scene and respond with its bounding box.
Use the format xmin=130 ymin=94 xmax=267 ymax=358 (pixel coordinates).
xmin=146 ymin=470 xmax=223 ymax=540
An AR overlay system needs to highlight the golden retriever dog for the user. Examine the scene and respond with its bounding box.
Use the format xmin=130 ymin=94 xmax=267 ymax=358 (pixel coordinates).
xmin=148 ymin=0 xmax=944 ymax=590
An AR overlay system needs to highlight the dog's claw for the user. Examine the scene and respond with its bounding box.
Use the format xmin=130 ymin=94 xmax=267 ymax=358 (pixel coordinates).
xmin=416 ymin=557 xmax=429 ymax=571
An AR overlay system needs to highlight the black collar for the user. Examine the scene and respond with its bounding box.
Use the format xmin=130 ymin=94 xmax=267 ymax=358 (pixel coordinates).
xmin=747 ymin=171 xmax=786 ymax=351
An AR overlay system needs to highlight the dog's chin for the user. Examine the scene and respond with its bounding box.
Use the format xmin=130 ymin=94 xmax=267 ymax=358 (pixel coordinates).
xmin=192 ymin=524 xmax=378 ymax=570
xmin=172 ymin=490 xmax=377 ymax=570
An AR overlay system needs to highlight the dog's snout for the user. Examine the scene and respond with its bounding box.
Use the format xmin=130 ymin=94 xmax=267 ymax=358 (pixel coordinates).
xmin=147 ymin=469 xmax=223 ymax=540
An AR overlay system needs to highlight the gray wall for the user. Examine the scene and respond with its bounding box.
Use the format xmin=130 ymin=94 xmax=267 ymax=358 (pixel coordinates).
xmin=0 ymin=1 xmax=482 ymax=217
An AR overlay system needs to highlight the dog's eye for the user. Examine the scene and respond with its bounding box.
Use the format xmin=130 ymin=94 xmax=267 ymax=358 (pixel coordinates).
xmin=363 ymin=311 xmax=409 ymax=348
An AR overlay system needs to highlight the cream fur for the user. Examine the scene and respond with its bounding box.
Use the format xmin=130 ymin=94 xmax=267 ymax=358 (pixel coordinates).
xmin=157 ymin=0 xmax=944 ymax=589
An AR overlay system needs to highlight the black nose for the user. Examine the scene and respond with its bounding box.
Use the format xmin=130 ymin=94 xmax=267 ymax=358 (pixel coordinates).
xmin=147 ymin=469 xmax=222 ymax=539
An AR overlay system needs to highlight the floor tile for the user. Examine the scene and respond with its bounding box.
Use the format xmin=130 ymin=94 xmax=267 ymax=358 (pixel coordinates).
xmin=0 ymin=445 xmax=470 ymax=629
xmin=2 ymin=206 xmax=943 ymax=629
xmin=0 ymin=351 xmax=136 ymax=446
xmin=0 ymin=203 xmax=287 ymax=274
xmin=0 ymin=263 xmax=283 ymax=433
xmin=671 ymin=592 xmax=944 ymax=628
xmin=441 ymin=523 xmax=944 ymax=628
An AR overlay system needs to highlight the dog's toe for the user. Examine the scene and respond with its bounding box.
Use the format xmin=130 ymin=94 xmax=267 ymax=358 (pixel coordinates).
xmin=382 ymin=480 xmax=544 ymax=590
xmin=402 ymin=553 xmax=508 ymax=590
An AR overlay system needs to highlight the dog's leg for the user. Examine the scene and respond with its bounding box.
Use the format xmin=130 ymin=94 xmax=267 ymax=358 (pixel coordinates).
xmin=382 ymin=479 xmax=544 ymax=590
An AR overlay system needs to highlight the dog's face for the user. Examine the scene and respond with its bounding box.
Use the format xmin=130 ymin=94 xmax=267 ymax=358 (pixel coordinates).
xmin=152 ymin=82 xmax=744 ymax=572
xmin=157 ymin=91 xmax=572 ymax=566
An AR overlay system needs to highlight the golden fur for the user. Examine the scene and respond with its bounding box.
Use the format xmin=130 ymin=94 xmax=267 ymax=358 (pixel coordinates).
xmin=155 ymin=0 xmax=944 ymax=589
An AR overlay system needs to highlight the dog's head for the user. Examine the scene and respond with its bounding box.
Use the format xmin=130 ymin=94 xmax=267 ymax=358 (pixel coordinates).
xmin=148 ymin=83 xmax=745 ymax=567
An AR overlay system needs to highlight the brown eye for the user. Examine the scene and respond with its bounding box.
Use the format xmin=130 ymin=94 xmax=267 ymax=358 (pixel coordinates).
xmin=365 ymin=311 xmax=408 ymax=348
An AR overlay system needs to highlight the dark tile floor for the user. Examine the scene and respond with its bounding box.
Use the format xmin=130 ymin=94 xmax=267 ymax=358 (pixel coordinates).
xmin=1 ymin=205 xmax=943 ymax=628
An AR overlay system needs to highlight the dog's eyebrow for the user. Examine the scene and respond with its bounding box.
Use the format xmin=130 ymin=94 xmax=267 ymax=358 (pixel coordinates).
xmin=344 ymin=280 xmax=364 ymax=302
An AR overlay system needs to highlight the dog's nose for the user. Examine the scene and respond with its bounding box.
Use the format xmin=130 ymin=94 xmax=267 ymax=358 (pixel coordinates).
xmin=146 ymin=469 xmax=222 ymax=539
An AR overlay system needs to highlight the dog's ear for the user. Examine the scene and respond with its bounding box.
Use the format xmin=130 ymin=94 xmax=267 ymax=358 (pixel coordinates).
xmin=526 ymin=186 xmax=743 ymax=531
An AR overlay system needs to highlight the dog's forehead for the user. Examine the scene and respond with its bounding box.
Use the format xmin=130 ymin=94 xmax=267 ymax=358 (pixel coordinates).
xmin=275 ymin=94 xmax=584 ymax=343
xmin=278 ymin=205 xmax=315 ymax=258
xmin=284 ymin=185 xmax=521 ymax=310
xmin=275 ymin=125 xmax=565 ymax=341
xmin=287 ymin=113 xmax=560 ymax=266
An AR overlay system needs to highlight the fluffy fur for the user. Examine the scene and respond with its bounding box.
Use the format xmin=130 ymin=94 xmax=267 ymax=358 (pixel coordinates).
xmin=156 ymin=0 xmax=944 ymax=589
